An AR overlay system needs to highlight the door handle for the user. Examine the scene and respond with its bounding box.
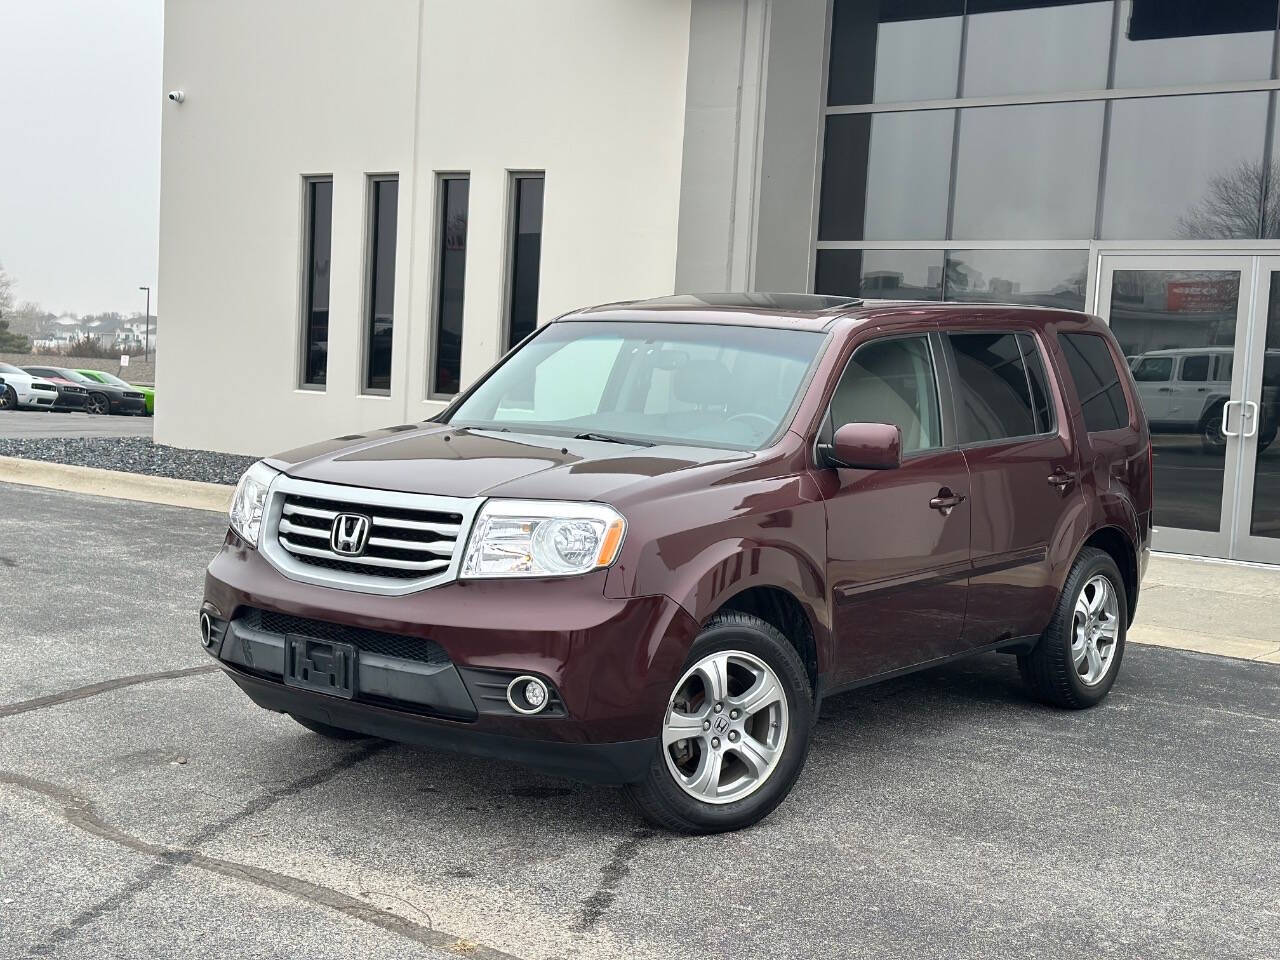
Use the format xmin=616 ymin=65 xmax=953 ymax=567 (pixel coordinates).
xmin=1243 ymin=400 xmax=1259 ymax=439
xmin=1156 ymin=387 xmax=1172 ymax=393
xmin=1222 ymin=399 xmax=1243 ymax=438
xmin=1047 ymin=469 xmax=1076 ymax=491
xmin=929 ymin=489 xmax=966 ymax=516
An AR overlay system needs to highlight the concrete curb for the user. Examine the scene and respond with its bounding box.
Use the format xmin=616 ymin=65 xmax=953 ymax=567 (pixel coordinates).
xmin=0 ymin=456 xmax=233 ymax=514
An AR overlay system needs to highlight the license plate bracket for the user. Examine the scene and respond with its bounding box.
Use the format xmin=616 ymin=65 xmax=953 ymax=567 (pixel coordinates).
xmin=284 ymin=634 xmax=357 ymax=699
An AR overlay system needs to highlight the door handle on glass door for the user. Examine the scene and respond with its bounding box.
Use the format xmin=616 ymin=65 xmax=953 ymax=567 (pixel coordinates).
xmin=929 ymin=489 xmax=966 ymax=516
xmin=1221 ymin=399 xmax=1243 ymax=438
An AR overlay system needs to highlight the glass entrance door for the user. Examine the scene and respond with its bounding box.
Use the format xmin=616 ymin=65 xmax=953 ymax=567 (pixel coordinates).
xmin=1095 ymin=253 xmax=1280 ymax=564
xmin=1236 ymin=259 xmax=1280 ymax=564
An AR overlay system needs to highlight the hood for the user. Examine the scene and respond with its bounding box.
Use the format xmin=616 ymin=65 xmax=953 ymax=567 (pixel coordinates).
xmin=266 ymin=423 xmax=748 ymax=505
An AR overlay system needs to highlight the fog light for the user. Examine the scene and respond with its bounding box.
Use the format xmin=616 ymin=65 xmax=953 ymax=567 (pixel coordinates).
xmin=524 ymin=680 xmax=547 ymax=709
xmin=506 ymin=675 xmax=550 ymax=715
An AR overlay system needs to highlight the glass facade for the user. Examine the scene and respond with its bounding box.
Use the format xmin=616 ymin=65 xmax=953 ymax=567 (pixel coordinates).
xmin=817 ymin=0 xmax=1280 ymax=301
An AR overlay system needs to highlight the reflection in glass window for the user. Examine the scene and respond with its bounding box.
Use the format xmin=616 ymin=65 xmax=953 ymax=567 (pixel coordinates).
xmin=943 ymin=250 xmax=1088 ymax=310
xmin=830 ymin=336 xmax=942 ymax=454
xmin=948 ymin=333 xmax=1039 ymax=443
xmin=1180 ymin=354 xmax=1211 ymax=382
xmin=818 ymin=111 xmax=954 ymax=241
xmin=1020 ymin=334 xmax=1055 ymax=434
xmin=431 ymin=175 xmax=469 ymax=397
xmin=1132 ymin=355 xmax=1172 ymax=382
xmin=952 ymin=102 xmax=1103 ymax=239
xmin=827 ymin=0 xmax=963 ymax=106
xmin=1252 ymin=274 xmax=1280 ymax=538
xmin=505 ymin=174 xmax=544 ymax=350
xmin=1102 ymin=93 xmax=1269 ymax=240
xmin=963 ymin=1 xmax=1111 ymax=97
xmin=1114 ymin=0 xmax=1278 ymax=89
xmin=1059 ymin=333 xmax=1130 ymax=433
xmin=301 ymin=177 xmax=332 ymax=388
xmin=364 ymin=176 xmax=399 ymax=393
xmin=1107 ymin=269 xmax=1240 ymax=358
xmin=814 ymin=249 xmax=944 ymax=300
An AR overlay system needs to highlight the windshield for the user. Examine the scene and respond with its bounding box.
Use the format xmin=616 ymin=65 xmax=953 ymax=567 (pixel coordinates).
xmin=447 ymin=321 xmax=826 ymax=450
xmin=85 ymin=371 xmax=128 ymax=386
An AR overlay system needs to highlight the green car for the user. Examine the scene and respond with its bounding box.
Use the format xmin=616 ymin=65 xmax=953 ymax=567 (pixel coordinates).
xmin=77 ymin=369 xmax=154 ymax=416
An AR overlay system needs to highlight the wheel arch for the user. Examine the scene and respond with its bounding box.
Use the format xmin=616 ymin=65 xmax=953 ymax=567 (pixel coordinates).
xmin=1079 ymin=525 xmax=1140 ymax=625
xmin=710 ymin=585 xmax=820 ymax=693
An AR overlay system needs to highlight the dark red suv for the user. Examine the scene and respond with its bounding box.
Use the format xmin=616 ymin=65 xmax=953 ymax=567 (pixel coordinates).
xmin=202 ymin=294 xmax=1151 ymax=833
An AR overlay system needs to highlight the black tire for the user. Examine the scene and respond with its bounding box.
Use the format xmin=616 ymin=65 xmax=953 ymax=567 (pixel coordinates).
xmin=86 ymin=392 xmax=111 ymax=416
xmin=1199 ymin=402 xmax=1227 ymax=452
xmin=0 ymin=385 xmax=15 ymax=411
xmin=623 ymin=611 xmax=814 ymax=834
xmin=289 ymin=714 xmax=375 ymax=740
xmin=1018 ymin=547 xmax=1127 ymax=709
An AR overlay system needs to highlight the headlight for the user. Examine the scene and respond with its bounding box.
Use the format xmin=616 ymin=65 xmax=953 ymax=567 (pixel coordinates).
xmin=229 ymin=460 xmax=279 ymax=547
xmin=461 ymin=500 xmax=626 ymax=579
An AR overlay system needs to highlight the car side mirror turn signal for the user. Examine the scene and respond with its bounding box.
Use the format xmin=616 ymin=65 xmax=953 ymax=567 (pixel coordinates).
xmin=823 ymin=422 xmax=902 ymax=470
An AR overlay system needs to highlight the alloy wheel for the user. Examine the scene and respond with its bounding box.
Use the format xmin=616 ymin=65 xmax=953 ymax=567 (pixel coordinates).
xmin=1071 ymin=574 xmax=1119 ymax=686
xmin=87 ymin=394 xmax=110 ymax=415
xmin=0 ymin=388 xmax=13 ymax=410
xmin=662 ymin=650 xmax=789 ymax=805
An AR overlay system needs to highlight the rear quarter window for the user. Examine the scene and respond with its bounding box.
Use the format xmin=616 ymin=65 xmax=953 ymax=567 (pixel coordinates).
xmin=1059 ymin=333 xmax=1131 ymax=433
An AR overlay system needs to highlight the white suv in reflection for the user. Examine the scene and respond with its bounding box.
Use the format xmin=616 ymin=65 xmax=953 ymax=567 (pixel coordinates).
xmin=0 ymin=362 xmax=61 ymax=411
xmin=1129 ymin=347 xmax=1277 ymax=451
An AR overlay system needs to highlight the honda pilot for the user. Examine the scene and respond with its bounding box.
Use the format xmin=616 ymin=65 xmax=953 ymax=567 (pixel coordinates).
xmin=202 ymin=294 xmax=1152 ymax=833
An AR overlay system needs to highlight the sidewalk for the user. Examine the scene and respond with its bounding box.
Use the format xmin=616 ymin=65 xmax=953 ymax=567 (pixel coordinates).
xmin=1131 ymin=553 xmax=1280 ymax=663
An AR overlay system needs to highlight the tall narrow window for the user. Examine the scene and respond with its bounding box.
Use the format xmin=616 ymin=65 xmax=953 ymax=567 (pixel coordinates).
xmin=364 ymin=175 xmax=399 ymax=393
xmin=505 ymin=173 xmax=544 ymax=350
xmin=430 ymin=174 xmax=469 ymax=396
xmin=300 ymin=176 xmax=332 ymax=387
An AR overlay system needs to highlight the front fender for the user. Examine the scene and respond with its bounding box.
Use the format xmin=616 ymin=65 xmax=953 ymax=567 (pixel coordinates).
xmin=604 ymin=473 xmax=831 ymax=676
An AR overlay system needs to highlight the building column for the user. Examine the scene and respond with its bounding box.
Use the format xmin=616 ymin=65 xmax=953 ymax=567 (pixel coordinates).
xmin=674 ymin=0 xmax=830 ymax=295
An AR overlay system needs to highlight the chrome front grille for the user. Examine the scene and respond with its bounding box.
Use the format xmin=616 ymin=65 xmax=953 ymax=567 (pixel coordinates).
xmin=260 ymin=476 xmax=482 ymax=596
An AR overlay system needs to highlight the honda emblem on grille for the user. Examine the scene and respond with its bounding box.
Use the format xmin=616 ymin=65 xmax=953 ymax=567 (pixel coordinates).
xmin=330 ymin=513 xmax=371 ymax=556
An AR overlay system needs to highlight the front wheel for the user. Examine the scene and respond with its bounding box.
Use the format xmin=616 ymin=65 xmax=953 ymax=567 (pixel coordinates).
xmin=0 ymin=386 xmax=16 ymax=410
xmin=86 ymin=392 xmax=111 ymax=416
xmin=624 ymin=611 xmax=813 ymax=834
xmin=1018 ymin=547 xmax=1127 ymax=709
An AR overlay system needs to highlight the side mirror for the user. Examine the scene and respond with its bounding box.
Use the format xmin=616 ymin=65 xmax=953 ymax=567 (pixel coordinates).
xmin=825 ymin=422 xmax=901 ymax=470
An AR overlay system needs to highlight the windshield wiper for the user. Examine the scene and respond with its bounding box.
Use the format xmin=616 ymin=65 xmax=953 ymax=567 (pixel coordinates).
xmin=573 ymin=432 xmax=655 ymax=447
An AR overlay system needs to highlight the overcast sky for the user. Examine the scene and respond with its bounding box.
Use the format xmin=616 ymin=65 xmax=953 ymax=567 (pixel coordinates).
xmin=0 ymin=0 xmax=162 ymax=317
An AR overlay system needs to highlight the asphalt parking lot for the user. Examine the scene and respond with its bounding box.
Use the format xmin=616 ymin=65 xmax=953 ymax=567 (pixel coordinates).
xmin=0 ymin=408 xmax=153 ymax=439
xmin=2 ymin=482 xmax=1278 ymax=960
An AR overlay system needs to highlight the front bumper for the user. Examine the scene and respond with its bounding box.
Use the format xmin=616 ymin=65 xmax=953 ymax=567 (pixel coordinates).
xmin=52 ymin=391 xmax=88 ymax=410
xmin=112 ymin=395 xmax=147 ymax=415
xmin=202 ymin=533 xmax=697 ymax=783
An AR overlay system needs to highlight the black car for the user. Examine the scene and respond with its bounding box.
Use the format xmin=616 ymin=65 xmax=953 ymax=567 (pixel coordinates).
xmin=24 ymin=366 xmax=146 ymax=416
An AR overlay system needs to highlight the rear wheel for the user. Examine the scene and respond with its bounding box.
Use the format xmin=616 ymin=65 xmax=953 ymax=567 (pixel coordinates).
xmin=0 ymin=385 xmax=15 ymax=410
xmin=86 ymin=392 xmax=111 ymax=416
xmin=289 ymin=714 xmax=374 ymax=740
xmin=1199 ymin=402 xmax=1227 ymax=451
xmin=624 ymin=611 xmax=813 ymax=834
xmin=1018 ymin=547 xmax=1127 ymax=709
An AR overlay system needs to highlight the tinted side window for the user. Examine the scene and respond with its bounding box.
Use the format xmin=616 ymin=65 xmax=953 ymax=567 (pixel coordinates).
xmin=829 ymin=336 xmax=942 ymax=455
xmin=948 ymin=333 xmax=1037 ymax=443
xmin=1059 ymin=333 xmax=1131 ymax=433
xmin=1179 ymin=355 xmax=1210 ymax=382
xmin=1019 ymin=334 xmax=1055 ymax=435
xmin=1132 ymin=356 xmax=1172 ymax=382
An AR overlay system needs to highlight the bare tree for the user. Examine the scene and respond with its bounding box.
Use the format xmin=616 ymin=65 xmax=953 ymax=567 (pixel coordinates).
xmin=1176 ymin=160 xmax=1280 ymax=240
xmin=0 ymin=261 xmax=13 ymax=317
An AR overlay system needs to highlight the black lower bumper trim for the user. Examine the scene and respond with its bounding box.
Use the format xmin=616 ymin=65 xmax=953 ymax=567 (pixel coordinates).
xmin=219 ymin=663 xmax=657 ymax=785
